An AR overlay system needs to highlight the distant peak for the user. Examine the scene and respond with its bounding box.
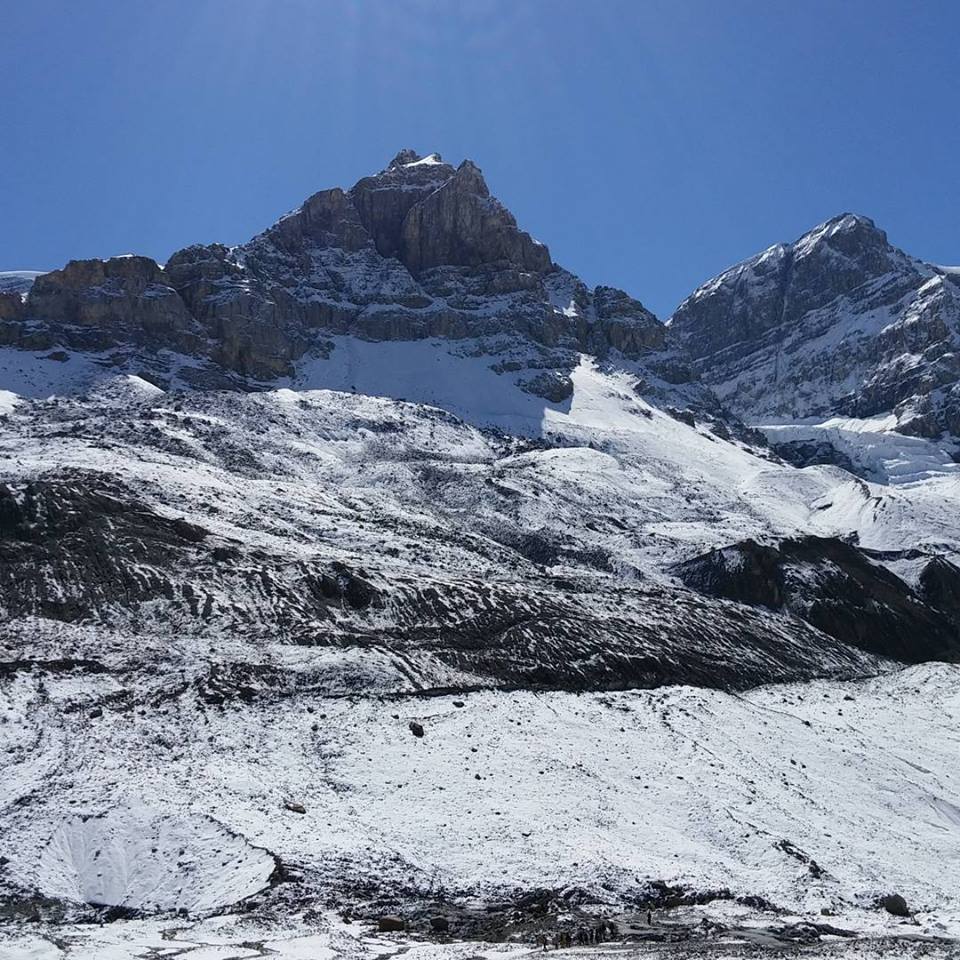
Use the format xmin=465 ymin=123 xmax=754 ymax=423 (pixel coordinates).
xmin=793 ymin=212 xmax=889 ymax=259
xmin=826 ymin=212 xmax=876 ymax=229
xmin=819 ymin=212 xmax=884 ymax=238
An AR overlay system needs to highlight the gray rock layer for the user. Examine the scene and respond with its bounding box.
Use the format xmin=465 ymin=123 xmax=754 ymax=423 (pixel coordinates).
xmin=669 ymin=214 xmax=960 ymax=437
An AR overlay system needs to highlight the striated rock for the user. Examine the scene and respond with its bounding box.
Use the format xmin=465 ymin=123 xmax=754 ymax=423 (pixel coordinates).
xmin=350 ymin=151 xmax=457 ymax=260
xmin=0 ymin=478 xmax=207 ymax=623
xmin=272 ymin=187 xmax=372 ymax=254
xmin=399 ymin=160 xmax=551 ymax=276
xmin=27 ymin=256 xmax=195 ymax=340
xmin=918 ymin=555 xmax=960 ymax=619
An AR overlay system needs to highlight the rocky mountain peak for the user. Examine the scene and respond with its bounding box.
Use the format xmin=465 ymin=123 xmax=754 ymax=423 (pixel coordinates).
xmin=398 ymin=156 xmax=547 ymax=274
xmin=349 ymin=150 xmax=457 ymax=260
xmin=669 ymin=211 xmax=960 ymax=434
xmin=388 ymin=148 xmax=424 ymax=167
xmin=788 ymin=213 xmax=896 ymax=282
xmin=454 ymin=158 xmax=488 ymax=194
xmin=2 ymin=150 xmax=680 ymax=388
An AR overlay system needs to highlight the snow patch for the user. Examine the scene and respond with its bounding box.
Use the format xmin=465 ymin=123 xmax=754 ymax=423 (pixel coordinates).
xmin=31 ymin=806 xmax=275 ymax=913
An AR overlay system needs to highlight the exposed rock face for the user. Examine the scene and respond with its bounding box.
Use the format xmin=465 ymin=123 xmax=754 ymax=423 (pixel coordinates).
xmin=669 ymin=214 xmax=960 ymax=436
xmin=0 ymin=292 xmax=24 ymax=323
xmin=0 ymin=467 xmax=883 ymax=693
xmin=673 ymin=536 xmax=960 ymax=663
xmin=591 ymin=285 xmax=666 ymax=355
xmin=769 ymin=438 xmax=857 ymax=473
xmin=398 ymin=160 xmax=550 ymax=275
xmin=6 ymin=151 xmax=675 ymax=385
xmin=880 ymin=894 xmax=911 ymax=917
xmin=0 ymin=478 xmax=207 ymax=622
xmin=350 ymin=150 xmax=458 ymax=260
xmin=20 ymin=257 xmax=199 ymax=354
xmin=918 ymin=555 xmax=960 ymax=619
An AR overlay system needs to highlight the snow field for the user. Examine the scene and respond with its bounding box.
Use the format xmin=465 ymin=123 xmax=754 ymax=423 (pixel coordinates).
xmin=3 ymin=664 xmax=959 ymax=921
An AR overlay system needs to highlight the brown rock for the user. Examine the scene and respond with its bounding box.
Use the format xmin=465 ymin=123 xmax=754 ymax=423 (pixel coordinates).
xmin=399 ymin=160 xmax=551 ymax=275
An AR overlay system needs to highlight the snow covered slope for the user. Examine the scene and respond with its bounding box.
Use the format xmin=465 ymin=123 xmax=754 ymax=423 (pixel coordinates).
xmin=0 ymin=360 xmax=917 ymax=693
xmin=0 ymin=271 xmax=43 ymax=297
xmin=1 ymin=151 xmax=959 ymax=945
xmin=4 ymin=654 xmax=959 ymax=924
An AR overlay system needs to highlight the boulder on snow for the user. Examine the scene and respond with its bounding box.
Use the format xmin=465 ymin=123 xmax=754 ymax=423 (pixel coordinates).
xmin=429 ymin=915 xmax=450 ymax=932
xmin=409 ymin=721 xmax=425 ymax=738
xmin=378 ymin=915 xmax=406 ymax=932
xmin=880 ymin=893 xmax=910 ymax=917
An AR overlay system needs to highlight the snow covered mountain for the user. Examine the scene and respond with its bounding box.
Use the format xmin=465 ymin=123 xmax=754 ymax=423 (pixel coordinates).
xmin=2 ymin=151 xmax=960 ymax=950
xmin=669 ymin=214 xmax=960 ymax=441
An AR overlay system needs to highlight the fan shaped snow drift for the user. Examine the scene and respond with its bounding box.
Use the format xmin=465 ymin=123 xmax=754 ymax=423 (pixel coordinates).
xmin=34 ymin=807 xmax=275 ymax=913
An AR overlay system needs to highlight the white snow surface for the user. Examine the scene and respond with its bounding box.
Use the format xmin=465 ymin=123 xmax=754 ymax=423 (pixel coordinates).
xmin=760 ymin=416 xmax=960 ymax=484
xmin=1 ymin=333 xmax=960 ymax=942
xmin=1 ymin=340 xmax=958 ymax=574
xmin=34 ymin=807 xmax=274 ymax=912
xmin=3 ymin=663 xmax=960 ymax=924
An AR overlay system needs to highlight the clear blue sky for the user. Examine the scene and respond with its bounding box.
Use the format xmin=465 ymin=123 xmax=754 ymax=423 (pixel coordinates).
xmin=2 ymin=0 xmax=957 ymax=317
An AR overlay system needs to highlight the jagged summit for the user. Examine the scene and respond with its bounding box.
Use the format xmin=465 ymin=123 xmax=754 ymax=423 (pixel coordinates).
xmin=388 ymin=147 xmax=426 ymax=167
xmin=674 ymin=212 xmax=894 ymax=312
xmin=0 ymin=150 xmax=669 ymax=391
xmin=386 ymin=148 xmax=449 ymax=169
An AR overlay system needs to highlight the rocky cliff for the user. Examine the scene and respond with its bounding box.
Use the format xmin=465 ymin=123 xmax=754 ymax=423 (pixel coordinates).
xmin=2 ymin=151 xmax=669 ymax=390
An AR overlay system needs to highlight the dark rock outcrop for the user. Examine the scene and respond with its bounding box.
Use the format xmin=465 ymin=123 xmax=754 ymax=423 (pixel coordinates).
xmin=769 ymin=439 xmax=857 ymax=474
xmin=591 ymin=285 xmax=665 ymax=355
xmin=673 ymin=536 xmax=960 ymax=663
xmin=23 ymin=256 xmax=199 ymax=352
xmin=918 ymin=555 xmax=960 ymax=619
xmin=880 ymin=893 xmax=910 ymax=917
xmin=0 ymin=469 xmax=884 ymax=693
xmin=350 ymin=151 xmax=457 ymax=260
xmin=0 ymin=478 xmax=207 ymax=622
xmin=0 ymin=292 xmax=24 ymax=323
xmin=398 ymin=160 xmax=550 ymax=275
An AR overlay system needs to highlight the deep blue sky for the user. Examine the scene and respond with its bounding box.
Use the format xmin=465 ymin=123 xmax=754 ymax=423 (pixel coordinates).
xmin=2 ymin=1 xmax=957 ymax=317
